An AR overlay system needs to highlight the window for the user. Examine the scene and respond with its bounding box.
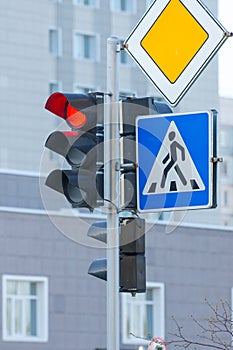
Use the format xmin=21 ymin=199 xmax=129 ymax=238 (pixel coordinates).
xmin=74 ymin=84 xmax=97 ymax=94
xmin=220 ymin=129 xmax=228 ymax=148
xmin=119 ymin=91 xmax=136 ymax=99
xmin=74 ymin=0 xmax=99 ymax=7
xmin=49 ymin=28 xmax=62 ymax=56
xmin=122 ymin=283 xmax=165 ymax=344
xmin=49 ymin=81 xmax=62 ymax=95
xmin=120 ymin=40 xmax=132 ymax=65
xmin=146 ymin=0 xmax=154 ymax=8
xmin=74 ymin=32 xmax=99 ymax=61
xmin=222 ymin=190 xmax=228 ymax=207
xmin=221 ymin=160 xmax=228 ymax=176
xmin=2 ymin=275 xmax=48 ymax=342
xmin=111 ymin=0 xmax=136 ymax=13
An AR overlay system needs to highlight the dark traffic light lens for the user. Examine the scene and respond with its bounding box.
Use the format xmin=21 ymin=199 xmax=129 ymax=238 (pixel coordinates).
xmin=67 ymin=184 xmax=84 ymax=204
xmin=67 ymin=148 xmax=86 ymax=167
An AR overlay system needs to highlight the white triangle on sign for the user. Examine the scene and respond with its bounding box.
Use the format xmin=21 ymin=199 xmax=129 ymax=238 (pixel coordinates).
xmin=143 ymin=121 xmax=205 ymax=195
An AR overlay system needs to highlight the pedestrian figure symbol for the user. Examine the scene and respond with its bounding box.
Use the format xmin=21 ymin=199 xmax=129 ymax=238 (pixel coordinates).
xmin=161 ymin=131 xmax=187 ymax=188
xmin=143 ymin=121 xmax=205 ymax=195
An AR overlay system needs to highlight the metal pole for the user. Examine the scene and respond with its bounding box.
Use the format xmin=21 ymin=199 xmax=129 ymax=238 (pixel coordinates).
xmin=105 ymin=36 xmax=120 ymax=350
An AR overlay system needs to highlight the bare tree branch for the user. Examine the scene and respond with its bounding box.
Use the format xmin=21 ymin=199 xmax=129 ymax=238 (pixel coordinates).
xmin=168 ymin=300 xmax=233 ymax=350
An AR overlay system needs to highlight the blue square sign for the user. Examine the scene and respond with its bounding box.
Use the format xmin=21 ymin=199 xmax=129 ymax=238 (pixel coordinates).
xmin=136 ymin=111 xmax=217 ymax=212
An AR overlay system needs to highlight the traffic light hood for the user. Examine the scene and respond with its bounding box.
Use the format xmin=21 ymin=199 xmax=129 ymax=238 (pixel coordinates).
xmin=45 ymin=92 xmax=97 ymax=130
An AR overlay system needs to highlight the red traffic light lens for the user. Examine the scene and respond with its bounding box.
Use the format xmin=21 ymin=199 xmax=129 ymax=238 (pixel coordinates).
xmin=66 ymin=103 xmax=87 ymax=128
xmin=45 ymin=92 xmax=87 ymax=128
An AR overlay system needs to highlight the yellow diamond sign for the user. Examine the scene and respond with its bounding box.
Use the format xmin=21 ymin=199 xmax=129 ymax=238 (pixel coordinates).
xmin=124 ymin=0 xmax=228 ymax=106
xmin=141 ymin=0 xmax=209 ymax=83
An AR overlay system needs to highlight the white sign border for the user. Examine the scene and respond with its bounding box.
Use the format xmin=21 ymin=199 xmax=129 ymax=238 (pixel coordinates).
xmin=124 ymin=0 xmax=228 ymax=106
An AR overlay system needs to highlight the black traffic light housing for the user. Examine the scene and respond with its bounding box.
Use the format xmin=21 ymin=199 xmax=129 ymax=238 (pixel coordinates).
xmin=44 ymin=92 xmax=104 ymax=210
xmin=88 ymin=217 xmax=146 ymax=294
xmin=120 ymin=217 xmax=146 ymax=293
xmin=120 ymin=97 xmax=172 ymax=210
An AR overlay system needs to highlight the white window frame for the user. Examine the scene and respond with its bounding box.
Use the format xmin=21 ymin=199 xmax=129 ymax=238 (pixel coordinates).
xmin=111 ymin=0 xmax=136 ymax=14
xmin=121 ymin=282 xmax=165 ymax=345
xmin=219 ymin=129 xmax=228 ymax=148
xmin=119 ymin=39 xmax=133 ymax=66
xmin=73 ymin=0 xmax=100 ymax=8
xmin=2 ymin=275 xmax=49 ymax=343
xmin=49 ymin=27 xmax=62 ymax=57
xmin=73 ymin=31 xmax=100 ymax=62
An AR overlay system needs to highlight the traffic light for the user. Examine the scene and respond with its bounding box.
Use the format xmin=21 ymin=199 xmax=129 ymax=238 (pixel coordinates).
xmin=88 ymin=217 xmax=146 ymax=294
xmin=119 ymin=217 xmax=146 ymax=293
xmin=120 ymin=97 xmax=172 ymax=210
xmin=44 ymin=92 xmax=104 ymax=210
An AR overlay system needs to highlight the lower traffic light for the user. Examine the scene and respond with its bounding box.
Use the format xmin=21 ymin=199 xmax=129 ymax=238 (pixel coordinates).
xmin=120 ymin=217 xmax=145 ymax=293
xmin=88 ymin=217 xmax=146 ymax=294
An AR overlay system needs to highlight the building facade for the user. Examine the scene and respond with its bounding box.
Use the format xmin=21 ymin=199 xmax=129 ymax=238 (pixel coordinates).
xmin=219 ymin=97 xmax=233 ymax=226
xmin=0 ymin=0 xmax=226 ymax=226
xmin=0 ymin=171 xmax=233 ymax=350
xmin=1 ymin=1 xmax=232 ymax=347
xmin=0 ymin=0 xmax=219 ymax=172
xmin=0 ymin=172 xmax=233 ymax=350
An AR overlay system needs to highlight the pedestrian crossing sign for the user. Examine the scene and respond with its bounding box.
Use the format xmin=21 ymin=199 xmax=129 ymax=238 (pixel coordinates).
xmin=136 ymin=110 xmax=217 ymax=212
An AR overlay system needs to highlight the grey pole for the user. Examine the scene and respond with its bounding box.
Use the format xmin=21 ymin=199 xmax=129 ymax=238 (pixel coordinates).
xmin=105 ymin=36 xmax=120 ymax=350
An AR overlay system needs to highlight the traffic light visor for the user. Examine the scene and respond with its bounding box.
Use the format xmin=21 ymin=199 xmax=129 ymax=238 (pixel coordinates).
xmin=45 ymin=92 xmax=87 ymax=128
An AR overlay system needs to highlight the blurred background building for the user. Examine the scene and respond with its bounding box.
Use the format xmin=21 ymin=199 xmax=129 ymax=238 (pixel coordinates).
xmin=1 ymin=0 xmax=230 ymax=225
xmin=0 ymin=0 xmax=219 ymax=171
xmin=0 ymin=1 xmax=232 ymax=349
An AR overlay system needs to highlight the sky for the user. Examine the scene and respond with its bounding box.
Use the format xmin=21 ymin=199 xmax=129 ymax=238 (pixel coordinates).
xmin=218 ymin=0 xmax=233 ymax=98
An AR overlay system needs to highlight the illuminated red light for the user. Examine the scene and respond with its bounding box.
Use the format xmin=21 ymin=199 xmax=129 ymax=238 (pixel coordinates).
xmin=63 ymin=131 xmax=79 ymax=137
xmin=66 ymin=104 xmax=87 ymax=128
xmin=45 ymin=92 xmax=87 ymax=128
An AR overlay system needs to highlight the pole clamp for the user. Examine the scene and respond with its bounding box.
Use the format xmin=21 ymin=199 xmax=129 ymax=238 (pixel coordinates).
xmin=211 ymin=157 xmax=223 ymax=163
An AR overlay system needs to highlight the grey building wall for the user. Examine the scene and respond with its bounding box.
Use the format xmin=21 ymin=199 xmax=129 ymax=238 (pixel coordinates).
xmin=0 ymin=172 xmax=233 ymax=350
xmin=147 ymin=221 xmax=233 ymax=345
xmin=219 ymin=97 xmax=233 ymax=225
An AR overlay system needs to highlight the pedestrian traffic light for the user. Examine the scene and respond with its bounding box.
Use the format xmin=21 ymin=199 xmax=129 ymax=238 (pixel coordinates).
xmin=88 ymin=217 xmax=146 ymax=294
xmin=44 ymin=92 xmax=104 ymax=210
xmin=120 ymin=97 xmax=172 ymax=210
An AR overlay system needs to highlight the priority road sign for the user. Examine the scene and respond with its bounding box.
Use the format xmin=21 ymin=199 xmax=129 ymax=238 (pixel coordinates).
xmin=124 ymin=0 xmax=229 ymax=106
xmin=136 ymin=111 xmax=217 ymax=212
